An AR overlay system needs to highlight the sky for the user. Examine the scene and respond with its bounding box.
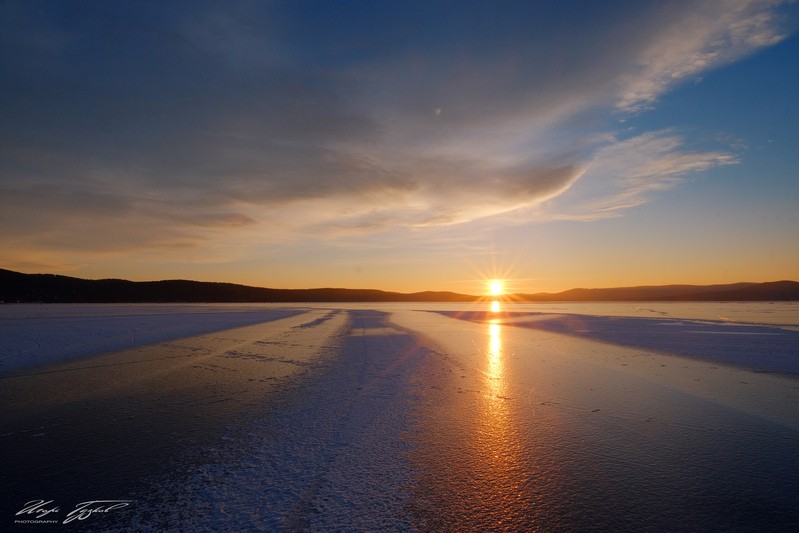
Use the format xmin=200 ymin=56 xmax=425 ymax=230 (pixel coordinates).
xmin=2 ymin=0 xmax=798 ymax=294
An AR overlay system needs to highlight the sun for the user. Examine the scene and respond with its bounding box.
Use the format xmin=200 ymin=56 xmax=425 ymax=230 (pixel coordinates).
xmin=488 ymin=280 xmax=504 ymax=296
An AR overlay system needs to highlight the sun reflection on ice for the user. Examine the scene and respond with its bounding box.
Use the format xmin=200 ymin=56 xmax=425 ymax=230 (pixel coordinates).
xmin=477 ymin=317 xmax=532 ymax=512
xmin=409 ymin=306 xmax=548 ymax=528
xmin=488 ymin=320 xmax=502 ymax=395
xmin=489 ymin=321 xmax=501 ymax=360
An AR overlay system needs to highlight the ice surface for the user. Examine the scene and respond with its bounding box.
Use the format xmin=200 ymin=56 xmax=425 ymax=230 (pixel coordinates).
xmin=433 ymin=309 xmax=799 ymax=374
xmin=102 ymin=310 xmax=427 ymax=532
xmin=391 ymin=309 xmax=799 ymax=530
xmin=0 ymin=304 xmax=305 ymax=374
xmin=3 ymin=302 xmax=796 ymax=376
xmin=3 ymin=303 xmax=799 ymax=531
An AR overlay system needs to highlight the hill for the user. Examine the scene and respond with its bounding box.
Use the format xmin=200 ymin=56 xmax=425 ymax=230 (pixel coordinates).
xmin=1 ymin=269 xmax=797 ymax=303
xmin=0 ymin=269 xmax=475 ymax=303
xmin=518 ymin=281 xmax=799 ymax=302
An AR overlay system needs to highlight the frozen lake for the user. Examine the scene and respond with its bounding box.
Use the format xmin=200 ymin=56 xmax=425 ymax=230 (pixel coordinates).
xmin=2 ymin=302 xmax=798 ymax=530
xmin=2 ymin=301 xmax=797 ymax=375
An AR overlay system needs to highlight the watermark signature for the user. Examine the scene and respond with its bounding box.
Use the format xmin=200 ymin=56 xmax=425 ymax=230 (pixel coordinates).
xmin=14 ymin=499 xmax=132 ymax=525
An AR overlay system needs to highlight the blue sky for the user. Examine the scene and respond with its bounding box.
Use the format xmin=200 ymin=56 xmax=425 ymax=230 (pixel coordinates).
xmin=1 ymin=0 xmax=797 ymax=293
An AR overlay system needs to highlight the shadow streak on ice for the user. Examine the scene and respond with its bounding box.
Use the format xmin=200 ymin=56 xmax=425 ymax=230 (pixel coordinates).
xmin=100 ymin=309 xmax=431 ymax=532
xmin=1 ymin=308 xmax=355 ymax=530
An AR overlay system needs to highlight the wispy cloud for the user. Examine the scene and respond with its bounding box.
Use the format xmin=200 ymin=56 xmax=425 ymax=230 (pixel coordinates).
xmin=615 ymin=0 xmax=790 ymax=112
xmin=543 ymin=131 xmax=739 ymax=220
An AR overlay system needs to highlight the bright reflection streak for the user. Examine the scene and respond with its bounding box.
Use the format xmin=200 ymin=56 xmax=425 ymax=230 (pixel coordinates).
xmin=487 ymin=319 xmax=503 ymax=398
xmin=410 ymin=311 xmax=544 ymax=527
xmin=479 ymin=318 xmax=529 ymax=515
xmin=489 ymin=321 xmax=501 ymax=359
xmin=490 ymin=300 xmax=501 ymax=313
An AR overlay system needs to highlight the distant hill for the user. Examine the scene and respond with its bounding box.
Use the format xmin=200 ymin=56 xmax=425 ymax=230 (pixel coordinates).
xmin=518 ymin=281 xmax=799 ymax=302
xmin=1 ymin=268 xmax=797 ymax=303
xmin=0 ymin=269 xmax=475 ymax=303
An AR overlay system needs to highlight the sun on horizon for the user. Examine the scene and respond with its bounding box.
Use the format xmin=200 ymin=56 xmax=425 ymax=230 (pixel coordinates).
xmin=488 ymin=280 xmax=504 ymax=297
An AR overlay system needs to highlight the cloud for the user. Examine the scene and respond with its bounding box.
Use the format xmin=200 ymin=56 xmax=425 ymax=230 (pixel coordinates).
xmin=615 ymin=0 xmax=790 ymax=112
xmin=540 ymin=130 xmax=738 ymax=220
xmin=0 ymin=0 xmax=793 ymax=270
xmin=310 ymin=162 xmax=586 ymax=233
